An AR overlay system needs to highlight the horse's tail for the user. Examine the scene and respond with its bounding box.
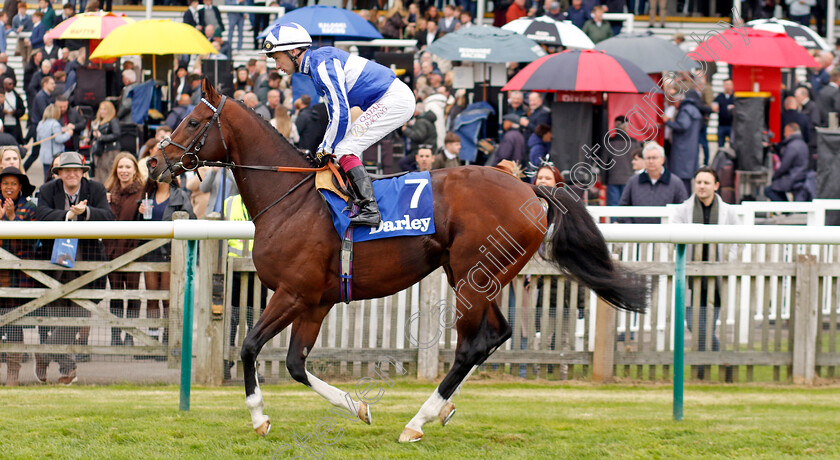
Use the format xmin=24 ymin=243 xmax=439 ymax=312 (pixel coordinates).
xmin=531 ymin=185 xmax=648 ymax=314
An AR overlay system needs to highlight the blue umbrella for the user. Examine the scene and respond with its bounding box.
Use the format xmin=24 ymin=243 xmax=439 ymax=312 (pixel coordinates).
xmin=258 ymin=6 xmax=383 ymax=41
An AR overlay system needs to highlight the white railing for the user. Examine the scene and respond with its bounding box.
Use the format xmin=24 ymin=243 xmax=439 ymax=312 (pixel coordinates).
xmin=588 ymin=199 xmax=840 ymax=226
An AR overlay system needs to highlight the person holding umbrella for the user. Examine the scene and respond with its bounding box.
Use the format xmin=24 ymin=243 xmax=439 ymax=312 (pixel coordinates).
xmin=259 ymin=22 xmax=415 ymax=227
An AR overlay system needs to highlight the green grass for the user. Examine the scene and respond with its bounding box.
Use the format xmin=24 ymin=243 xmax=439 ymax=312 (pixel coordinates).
xmin=1 ymin=380 xmax=839 ymax=459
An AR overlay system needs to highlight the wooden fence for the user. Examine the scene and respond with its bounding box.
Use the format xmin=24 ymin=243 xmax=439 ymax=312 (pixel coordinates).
xmin=2 ymin=233 xmax=837 ymax=385
xmin=0 ymin=238 xmax=185 ymax=366
xmin=216 ymin=239 xmax=840 ymax=385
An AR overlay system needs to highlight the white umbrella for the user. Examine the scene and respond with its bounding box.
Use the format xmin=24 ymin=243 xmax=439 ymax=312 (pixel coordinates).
xmin=502 ymin=15 xmax=594 ymax=49
xmin=747 ymin=18 xmax=830 ymax=51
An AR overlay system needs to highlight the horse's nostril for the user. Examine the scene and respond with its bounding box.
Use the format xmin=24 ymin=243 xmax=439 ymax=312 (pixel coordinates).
xmin=147 ymin=158 xmax=158 ymax=169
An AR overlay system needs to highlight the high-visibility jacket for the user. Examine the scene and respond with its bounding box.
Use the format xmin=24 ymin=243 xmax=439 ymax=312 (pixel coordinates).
xmin=224 ymin=194 xmax=252 ymax=257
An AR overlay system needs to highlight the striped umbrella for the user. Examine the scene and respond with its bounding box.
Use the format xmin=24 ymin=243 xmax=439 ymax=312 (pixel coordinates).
xmin=694 ymin=27 xmax=818 ymax=68
xmin=502 ymin=49 xmax=659 ymax=94
xmin=45 ymin=11 xmax=134 ymax=40
xmin=747 ymin=18 xmax=829 ymax=51
xmin=502 ymin=16 xmax=594 ymax=49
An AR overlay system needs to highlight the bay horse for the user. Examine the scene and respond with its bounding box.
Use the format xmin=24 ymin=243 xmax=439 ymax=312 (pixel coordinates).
xmin=148 ymin=79 xmax=647 ymax=442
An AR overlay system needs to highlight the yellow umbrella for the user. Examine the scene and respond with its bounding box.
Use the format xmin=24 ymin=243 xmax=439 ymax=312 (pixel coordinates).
xmin=45 ymin=11 xmax=134 ymax=40
xmin=89 ymin=19 xmax=218 ymax=59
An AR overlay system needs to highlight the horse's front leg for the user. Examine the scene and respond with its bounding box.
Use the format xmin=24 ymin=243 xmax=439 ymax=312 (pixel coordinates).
xmin=286 ymin=306 xmax=372 ymax=425
xmin=241 ymin=290 xmax=308 ymax=436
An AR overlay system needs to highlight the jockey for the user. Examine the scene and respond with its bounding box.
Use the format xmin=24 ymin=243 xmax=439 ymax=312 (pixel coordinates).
xmin=259 ymin=22 xmax=416 ymax=227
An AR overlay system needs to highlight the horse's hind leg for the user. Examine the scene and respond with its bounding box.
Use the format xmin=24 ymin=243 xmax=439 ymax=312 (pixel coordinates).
xmin=399 ymin=296 xmax=511 ymax=443
xmin=241 ymin=290 xmax=308 ymax=436
xmin=286 ymin=305 xmax=372 ymax=425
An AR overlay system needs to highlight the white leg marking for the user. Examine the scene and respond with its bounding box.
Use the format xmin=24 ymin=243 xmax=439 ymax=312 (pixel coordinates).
xmin=245 ymin=384 xmax=270 ymax=430
xmin=404 ymin=390 xmax=447 ymax=433
xmin=306 ymin=370 xmax=359 ymax=414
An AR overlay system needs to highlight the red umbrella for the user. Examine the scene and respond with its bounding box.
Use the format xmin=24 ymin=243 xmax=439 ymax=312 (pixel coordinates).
xmin=502 ymin=49 xmax=659 ymax=94
xmin=693 ymin=27 xmax=818 ymax=68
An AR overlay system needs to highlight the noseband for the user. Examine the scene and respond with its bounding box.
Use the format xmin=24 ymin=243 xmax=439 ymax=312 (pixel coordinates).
xmin=156 ymin=95 xmax=230 ymax=179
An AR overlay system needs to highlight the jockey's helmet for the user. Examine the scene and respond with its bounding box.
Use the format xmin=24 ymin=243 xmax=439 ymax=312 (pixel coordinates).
xmin=260 ymin=22 xmax=313 ymax=54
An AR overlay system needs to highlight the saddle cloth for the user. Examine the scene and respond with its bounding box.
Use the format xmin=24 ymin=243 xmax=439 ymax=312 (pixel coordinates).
xmin=317 ymin=170 xmax=436 ymax=242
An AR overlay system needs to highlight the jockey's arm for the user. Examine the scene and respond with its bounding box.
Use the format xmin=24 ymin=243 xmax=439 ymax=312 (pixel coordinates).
xmin=316 ymin=60 xmax=352 ymax=155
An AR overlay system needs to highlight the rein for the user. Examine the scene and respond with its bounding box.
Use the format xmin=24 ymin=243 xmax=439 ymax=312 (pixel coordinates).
xmin=157 ymin=94 xmax=330 ymax=222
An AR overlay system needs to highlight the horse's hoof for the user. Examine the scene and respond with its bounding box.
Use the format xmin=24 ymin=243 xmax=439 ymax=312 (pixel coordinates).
xmin=255 ymin=419 xmax=271 ymax=437
xmin=398 ymin=427 xmax=423 ymax=443
xmin=439 ymin=402 xmax=456 ymax=426
xmin=358 ymin=401 xmax=372 ymax=425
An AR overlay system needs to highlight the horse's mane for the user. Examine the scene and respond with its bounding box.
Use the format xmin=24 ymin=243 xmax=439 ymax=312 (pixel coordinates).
xmin=224 ymin=96 xmax=307 ymax=165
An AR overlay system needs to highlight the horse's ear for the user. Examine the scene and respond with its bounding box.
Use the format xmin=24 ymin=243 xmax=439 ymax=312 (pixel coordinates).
xmin=201 ymin=77 xmax=219 ymax=102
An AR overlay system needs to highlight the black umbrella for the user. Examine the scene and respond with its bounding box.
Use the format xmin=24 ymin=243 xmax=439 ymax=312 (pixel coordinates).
xmin=595 ymin=32 xmax=699 ymax=74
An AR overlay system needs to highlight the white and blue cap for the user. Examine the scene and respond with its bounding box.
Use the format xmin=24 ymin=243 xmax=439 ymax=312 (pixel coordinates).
xmin=260 ymin=22 xmax=313 ymax=54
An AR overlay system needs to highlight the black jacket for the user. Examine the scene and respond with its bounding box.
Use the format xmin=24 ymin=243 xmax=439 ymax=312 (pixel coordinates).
xmin=781 ymin=109 xmax=811 ymax=145
xmin=296 ymin=103 xmax=328 ymax=153
xmin=148 ymin=185 xmax=196 ymax=222
xmin=35 ymin=177 xmax=114 ymax=261
xmin=60 ymin=106 xmax=86 ymax=151
xmin=183 ymin=7 xmax=200 ymax=28
xmin=198 ymin=5 xmax=225 ymax=32
xmin=402 ymin=111 xmax=438 ymax=157
xmin=416 ymin=30 xmax=443 ymax=48
xmin=29 ymin=89 xmax=53 ymax=132
xmin=93 ymin=118 xmax=121 ymax=155
xmin=771 ymin=133 xmax=810 ymax=192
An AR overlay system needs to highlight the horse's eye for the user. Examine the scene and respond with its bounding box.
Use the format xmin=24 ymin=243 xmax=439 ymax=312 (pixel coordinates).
xmin=188 ymin=119 xmax=199 ymax=128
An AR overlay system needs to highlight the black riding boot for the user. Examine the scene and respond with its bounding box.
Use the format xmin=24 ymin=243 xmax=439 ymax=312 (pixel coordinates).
xmin=345 ymin=165 xmax=381 ymax=227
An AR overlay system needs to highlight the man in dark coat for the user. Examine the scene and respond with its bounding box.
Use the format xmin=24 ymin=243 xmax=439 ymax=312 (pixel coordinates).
xmin=183 ymin=0 xmax=201 ymax=29
xmin=780 ymin=96 xmax=811 ymax=144
xmin=817 ymin=70 xmax=840 ymax=126
xmin=520 ymin=92 xmax=551 ymax=137
xmin=619 ymin=142 xmax=687 ymax=223
xmin=28 ymin=74 xmax=54 ymax=140
xmin=165 ymin=93 xmax=195 ymax=130
xmin=295 ymin=98 xmax=328 ymax=154
xmin=198 ymin=0 xmax=224 ymax=37
xmin=56 ymin=95 xmax=84 ymax=151
xmin=600 ymin=115 xmax=640 ymax=206
xmin=664 ymin=93 xmax=702 ymax=193
xmin=33 ymin=151 xmax=114 ymax=385
xmin=795 ymin=86 xmax=820 ymax=151
xmin=765 ymin=123 xmax=811 ymax=201
xmin=400 ymin=104 xmax=438 ymax=171
xmin=494 ymin=113 xmax=526 ymax=168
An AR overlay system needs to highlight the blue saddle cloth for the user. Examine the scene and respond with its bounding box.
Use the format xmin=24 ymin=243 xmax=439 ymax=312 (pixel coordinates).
xmin=321 ymin=171 xmax=435 ymax=242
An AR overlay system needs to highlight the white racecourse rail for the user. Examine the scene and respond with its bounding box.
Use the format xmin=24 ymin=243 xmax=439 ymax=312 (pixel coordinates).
xmin=3 ymin=211 xmax=839 ymax=353
xmin=1 ymin=219 xmax=840 ymax=244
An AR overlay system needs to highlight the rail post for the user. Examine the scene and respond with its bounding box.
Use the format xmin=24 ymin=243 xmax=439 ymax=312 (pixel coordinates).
xmin=180 ymin=239 xmax=197 ymax=411
xmin=673 ymin=243 xmax=686 ymax=421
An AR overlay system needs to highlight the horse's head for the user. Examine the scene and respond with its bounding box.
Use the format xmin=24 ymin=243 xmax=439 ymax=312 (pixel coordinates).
xmin=147 ymin=78 xmax=230 ymax=183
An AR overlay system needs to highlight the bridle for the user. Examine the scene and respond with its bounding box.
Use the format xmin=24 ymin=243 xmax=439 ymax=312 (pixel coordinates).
xmin=153 ymin=94 xmax=329 ymax=222
xmin=156 ymin=95 xmax=231 ymax=180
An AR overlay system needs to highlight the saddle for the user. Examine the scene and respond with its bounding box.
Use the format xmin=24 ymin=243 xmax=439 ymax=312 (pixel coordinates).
xmin=314 ymin=161 xmax=411 ymax=204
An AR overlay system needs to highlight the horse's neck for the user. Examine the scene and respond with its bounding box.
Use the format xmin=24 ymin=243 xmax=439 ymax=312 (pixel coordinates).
xmin=227 ymin=116 xmax=314 ymax=220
